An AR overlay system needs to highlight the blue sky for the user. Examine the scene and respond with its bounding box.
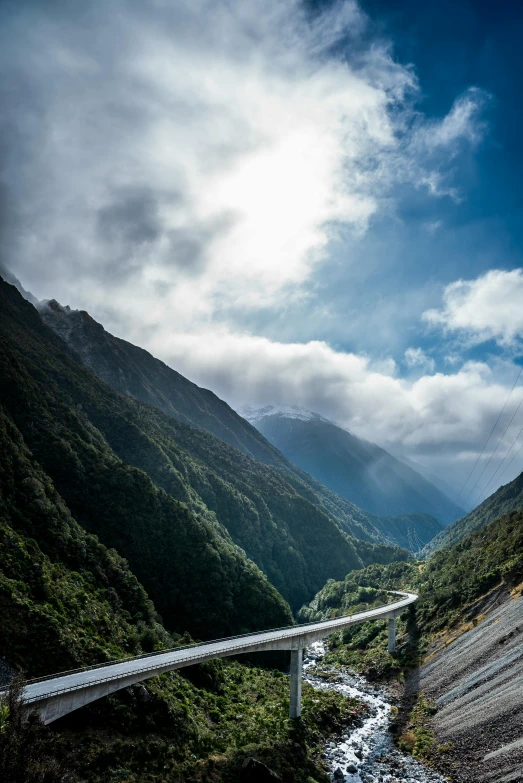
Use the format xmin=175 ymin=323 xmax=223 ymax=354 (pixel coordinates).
xmin=1 ymin=0 xmax=523 ymax=499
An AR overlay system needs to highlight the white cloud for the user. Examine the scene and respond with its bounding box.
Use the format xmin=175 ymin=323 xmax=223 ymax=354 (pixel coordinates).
xmin=143 ymin=328 xmax=523 ymax=459
xmin=423 ymin=220 xmax=443 ymax=234
xmin=423 ymin=268 xmax=523 ymax=348
xmin=1 ymin=0 xmax=501 ymax=491
xmin=2 ymin=0 xmax=487 ymax=319
xmin=415 ymin=88 xmax=488 ymax=152
xmin=404 ymin=347 xmax=435 ymax=373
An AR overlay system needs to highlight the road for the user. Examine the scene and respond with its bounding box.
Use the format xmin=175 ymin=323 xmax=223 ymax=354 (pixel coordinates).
xmin=15 ymin=590 xmax=417 ymax=723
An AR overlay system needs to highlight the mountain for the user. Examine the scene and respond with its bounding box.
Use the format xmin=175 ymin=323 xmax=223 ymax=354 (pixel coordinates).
xmin=0 ymin=404 xmax=172 ymax=677
xmin=422 ymin=469 xmax=523 ymax=557
xmin=390 ymin=451 xmax=468 ymax=510
xmin=240 ymin=404 xmax=461 ymax=526
xmin=0 ymin=278 xmax=294 ymax=638
xmin=369 ymin=512 xmax=443 ymax=552
xmin=1 ymin=277 xmax=408 ymax=620
xmin=38 ymin=297 xmax=427 ymax=553
xmin=39 ymin=299 xmax=285 ymax=465
xmin=298 ymin=503 xmax=523 ymax=680
xmin=0 ymin=387 xmax=366 ymax=783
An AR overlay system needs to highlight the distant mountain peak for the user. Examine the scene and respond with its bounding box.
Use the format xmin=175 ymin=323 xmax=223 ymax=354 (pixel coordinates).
xmin=239 ymin=403 xmax=332 ymax=425
xmin=241 ymin=399 xmax=462 ymax=528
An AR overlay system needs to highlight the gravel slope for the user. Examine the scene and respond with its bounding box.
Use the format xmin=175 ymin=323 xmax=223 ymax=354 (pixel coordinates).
xmin=417 ymin=591 xmax=523 ymax=782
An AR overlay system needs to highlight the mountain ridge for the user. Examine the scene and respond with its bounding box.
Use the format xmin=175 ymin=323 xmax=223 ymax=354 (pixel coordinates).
xmin=39 ymin=297 xmax=437 ymax=554
xmin=240 ymin=403 xmax=459 ymax=530
xmin=422 ymin=469 xmax=523 ymax=557
xmin=2 ymin=277 xmax=410 ymax=619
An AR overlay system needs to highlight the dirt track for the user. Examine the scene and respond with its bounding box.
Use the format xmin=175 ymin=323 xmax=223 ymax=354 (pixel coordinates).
xmin=412 ymin=591 xmax=523 ymax=782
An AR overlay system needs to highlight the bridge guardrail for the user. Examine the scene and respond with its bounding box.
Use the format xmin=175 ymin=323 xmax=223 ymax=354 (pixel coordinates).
xmin=3 ymin=591 xmax=417 ymax=705
xmin=17 ymin=590 xmax=412 ymax=688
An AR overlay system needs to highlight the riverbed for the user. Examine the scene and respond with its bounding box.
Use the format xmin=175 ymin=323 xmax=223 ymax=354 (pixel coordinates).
xmin=304 ymin=642 xmax=448 ymax=783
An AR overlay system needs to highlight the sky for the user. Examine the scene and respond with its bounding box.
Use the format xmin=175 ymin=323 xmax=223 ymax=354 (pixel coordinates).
xmin=1 ymin=0 xmax=523 ymax=504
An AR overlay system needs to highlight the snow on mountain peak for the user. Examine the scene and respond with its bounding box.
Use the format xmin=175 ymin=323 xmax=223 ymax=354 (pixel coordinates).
xmin=238 ymin=403 xmax=332 ymax=424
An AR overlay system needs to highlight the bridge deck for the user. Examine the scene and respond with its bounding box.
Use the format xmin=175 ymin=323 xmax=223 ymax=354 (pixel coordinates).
xmin=19 ymin=591 xmax=416 ymax=717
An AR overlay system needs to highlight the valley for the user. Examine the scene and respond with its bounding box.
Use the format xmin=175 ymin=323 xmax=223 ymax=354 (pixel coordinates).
xmin=0 ymin=275 xmax=522 ymax=783
xmin=2 ymin=2 xmax=523 ymax=781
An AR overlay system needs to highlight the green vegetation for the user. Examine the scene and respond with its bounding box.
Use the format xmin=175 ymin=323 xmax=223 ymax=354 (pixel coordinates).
xmin=299 ymin=508 xmax=523 ymax=678
xmin=298 ymin=563 xmax=419 ymax=679
xmin=422 ymin=469 xmax=523 ymax=557
xmin=417 ymin=506 xmax=523 ymax=633
xmin=397 ymin=693 xmax=437 ymax=760
xmin=0 ymin=276 xmax=377 ymax=781
xmin=48 ymin=659 xmax=366 ymax=782
xmin=0 ymin=278 xmax=406 ymax=625
xmin=370 ymin=512 xmax=443 ymax=553
xmin=0 ymin=675 xmax=63 ymax=783
xmin=0 ymin=406 xmax=171 ymax=675
xmin=41 ymin=297 xmax=429 ymax=554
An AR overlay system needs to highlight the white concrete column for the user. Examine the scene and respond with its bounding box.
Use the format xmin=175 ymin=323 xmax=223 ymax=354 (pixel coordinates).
xmin=388 ymin=617 xmax=396 ymax=653
xmin=289 ymin=648 xmax=303 ymax=719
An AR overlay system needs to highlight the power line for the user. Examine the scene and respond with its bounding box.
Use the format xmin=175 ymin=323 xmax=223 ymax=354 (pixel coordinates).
xmin=474 ymin=420 xmax=523 ymax=504
xmin=462 ymin=388 xmax=523 ymax=508
xmin=496 ymin=441 xmax=523 ymax=485
xmin=451 ymin=365 xmax=523 ymax=510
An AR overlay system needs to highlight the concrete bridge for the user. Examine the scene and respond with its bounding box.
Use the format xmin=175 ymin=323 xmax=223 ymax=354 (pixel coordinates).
xmin=15 ymin=591 xmax=417 ymax=724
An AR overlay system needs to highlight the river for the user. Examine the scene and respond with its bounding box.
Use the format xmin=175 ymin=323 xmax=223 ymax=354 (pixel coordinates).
xmin=304 ymin=642 xmax=448 ymax=783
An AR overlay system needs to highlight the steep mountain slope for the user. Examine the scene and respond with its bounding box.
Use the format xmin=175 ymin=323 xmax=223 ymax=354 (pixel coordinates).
xmin=299 ymin=507 xmax=523 ymax=666
xmin=422 ymin=470 xmax=523 ymax=557
xmin=370 ymin=512 xmax=443 ymax=552
xmin=240 ymin=404 xmax=459 ymax=525
xmin=0 ymin=400 xmax=368 ymax=783
xmin=39 ymin=299 xmax=293 ymax=465
xmin=1 ymin=278 xmax=407 ymax=616
xmin=39 ymin=299 xmax=393 ymax=546
xmin=39 ymin=300 xmax=441 ymax=552
xmin=0 ymin=405 xmax=171 ymax=676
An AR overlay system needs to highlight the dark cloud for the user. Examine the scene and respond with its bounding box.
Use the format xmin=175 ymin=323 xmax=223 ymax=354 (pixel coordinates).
xmin=166 ymin=211 xmax=238 ymax=275
xmin=95 ymin=186 xmax=238 ymax=279
xmin=97 ymin=187 xmax=166 ymax=247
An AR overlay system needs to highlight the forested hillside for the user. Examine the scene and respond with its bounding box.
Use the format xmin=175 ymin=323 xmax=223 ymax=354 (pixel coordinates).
xmin=40 ymin=298 xmax=285 ymax=464
xmin=0 ymin=393 xmax=365 ymax=783
xmin=0 ymin=406 xmax=171 ymax=676
xmin=422 ymin=470 xmax=523 ymax=557
xmin=40 ymin=298 xmax=444 ymax=554
xmin=0 ymin=278 xmax=406 ymax=617
xmin=299 ymin=508 xmax=523 ymax=675
xmin=370 ymin=512 xmax=443 ymax=552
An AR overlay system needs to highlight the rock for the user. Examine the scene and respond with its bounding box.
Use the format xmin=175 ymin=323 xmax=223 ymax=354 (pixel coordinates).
xmin=132 ymin=684 xmax=151 ymax=703
xmin=240 ymin=758 xmax=281 ymax=782
xmin=333 ymin=768 xmax=344 ymax=780
xmin=355 ymin=748 xmax=363 ymax=759
xmin=347 ymin=762 xmax=358 ymax=773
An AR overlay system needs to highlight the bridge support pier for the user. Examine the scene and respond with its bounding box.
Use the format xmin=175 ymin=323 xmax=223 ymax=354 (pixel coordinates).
xmin=289 ymin=648 xmax=303 ymax=719
xmin=388 ymin=617 xmax=396 ymax=653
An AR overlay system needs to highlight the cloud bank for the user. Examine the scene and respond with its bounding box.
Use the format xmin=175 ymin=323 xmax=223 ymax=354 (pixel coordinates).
xmin=152 ymin=327 xmax=523 ymax=461
xmin=1 ymin=0 xmax=485 ymax=320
